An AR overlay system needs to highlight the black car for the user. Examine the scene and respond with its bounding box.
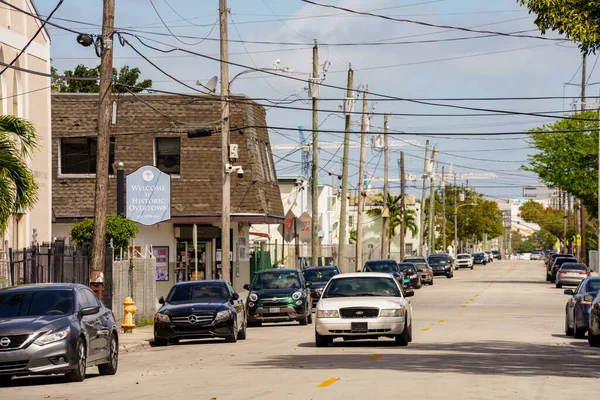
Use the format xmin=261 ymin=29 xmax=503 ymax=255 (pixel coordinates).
xmin=0 ymin=283 xmax=118 ymax=386
xmin=154 ymin=280 xmax=246 ymax=345
xmin=244 ymin=268 xmax=312 ymax=326
xmin=564 ymin=276 xmax=600 ymax=340
xmin=492 ymin=250 xmax=502 ymax=260
xmin=473 ymin=252 xmax=487 ymax=265
xmin=398 ymin=262 xmax=422 ymax=289
xmin=362 ymin=259 xmax=408 ymax=288
xmin=427 ymin=254 xmax=454 ymax=278
xmin=589 ymin=289 xmax=600 ymax=347
xmin=549 ymin=256 xmax=577 ymax=283
xmin=302 ymin=266 xmax=340 ymax=307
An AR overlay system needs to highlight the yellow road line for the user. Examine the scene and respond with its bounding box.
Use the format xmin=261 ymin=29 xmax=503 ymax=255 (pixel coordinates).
xmin=317 ymin=378 xmax=339 ymax=388
xmin=438 ymin=320 xmax=445 ymax=323
xmin=421 ymin=327 xmax=430 ymax=331
xmin=369 ymin=354 xmax=383 ymax=360
xmin=461 ymin=305 xmax=466 ymax=308
xmin=469 ymin=298 xmax=474 ymax=302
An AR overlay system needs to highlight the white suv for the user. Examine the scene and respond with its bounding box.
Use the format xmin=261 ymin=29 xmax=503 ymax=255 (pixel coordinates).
xmin=455 ymin=254 xmax=473 ymax=269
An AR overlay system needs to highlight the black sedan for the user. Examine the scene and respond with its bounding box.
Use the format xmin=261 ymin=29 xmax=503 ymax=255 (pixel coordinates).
xmin=363 ymin=259 xmax=408 ymax=288
xmin=565 ymin=276 xmax=600 ymax=339
xmin=427 ymin=254 xmax=454 ymax=278
xmin=154 ymin=280 xmax=246 ymax=345
xmin=472 ymin=252 xmax=487 ymax=265
xmin=590 ymin=290 xmax=600 ymax=347
xmin=0 ymin=283 xmax=118 ymax=386
xmin=398 ymin=262 xmax=422 ymax=289
xmin=302 ymin=266 xmax=340 ymax=307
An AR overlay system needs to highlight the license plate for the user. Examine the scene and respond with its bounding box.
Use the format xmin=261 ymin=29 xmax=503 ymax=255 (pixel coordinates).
xmin=269 ymin=307 xmax=280 ymax=313
xmin=351 ymin=322 xmax=368 ymax=333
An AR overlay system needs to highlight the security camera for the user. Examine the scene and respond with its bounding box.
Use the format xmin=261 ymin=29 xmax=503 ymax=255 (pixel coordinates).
xmin=236 ymin=167 xmax=244 ymax=179
xmin=226 ymin=164 xmax=244 ymax=179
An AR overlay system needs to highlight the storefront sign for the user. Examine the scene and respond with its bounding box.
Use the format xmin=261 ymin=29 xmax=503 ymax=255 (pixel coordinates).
xmin=127 ymin=166 xmax=171 ymax=225
xmin=153 ymin=246 xmax=169 ymax=281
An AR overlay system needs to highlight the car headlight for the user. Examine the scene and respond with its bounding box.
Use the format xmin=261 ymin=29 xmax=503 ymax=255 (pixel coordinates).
xmin=316 ymin=310 xmax=339 ymax=318
xmin=155 ymin=312 xmax=171 ymax=323
xmin=249 ymin=293 xmax=258 ymax=302
xmin=292 ymin=291 xmax=303 ymax=300
xmin=215 ymin=310 xmax=232 ymax=321
xmin=379 ymin=309 xmax=404 ymax=317
xmin=34 ymin=327 xmax=71 ymax=346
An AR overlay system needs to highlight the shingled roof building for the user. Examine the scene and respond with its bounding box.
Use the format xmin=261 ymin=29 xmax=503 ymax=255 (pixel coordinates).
xmin=51 ymin=93 xmax=284 ymax=294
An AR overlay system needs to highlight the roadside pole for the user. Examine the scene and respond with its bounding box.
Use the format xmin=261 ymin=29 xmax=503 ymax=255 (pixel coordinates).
xmin=382 ymin=114 xmax=390 ymax=258
xmin=418 ymin=141 xmax=430 ymax=256
xmin=356 ymin=87 xmax=369 ymax=269
xmin=310 ymin=41 xmax=319 ymax=267
xmin=337 ymin=65 xmax=354 ymax=273
xmin=441 ymin=166 xmax=446 ymax=252
xmin=580 ymin=54 xmax=587 ymax=265
xmin=400 ymin=152 xmax=406 ymax=260
xmin=428 ymin=147 xmax=438 ymax=254
xmin=90 ymin=0 xmax=115 ymax=298
xmin=454 ymin=173 xmax=458 ymax=254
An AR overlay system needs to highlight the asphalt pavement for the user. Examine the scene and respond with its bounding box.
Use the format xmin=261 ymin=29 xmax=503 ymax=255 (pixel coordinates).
xmin=2 ymin=259 xmax=599 ymax=399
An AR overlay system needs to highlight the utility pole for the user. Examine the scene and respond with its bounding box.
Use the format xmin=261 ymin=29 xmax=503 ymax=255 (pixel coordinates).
xmin=441 ymin=166 xmax=446 ymax=252
xmin=337 ymin=65 xmax=353 ymax=273
xmin=382 ymin=114 xmax=390 ymax=258
xmin=428 ymin=147 xmax=438 ymax=253
xmin=356 ymin=87 xmax=369 ymax=268
xmin=90 ymin=0 xmax=115 ymax=298
xmin=418 ymin=141 xmax=430 ymax=256
xmin=597 ymin=106 xmax=600 ymax=265
xmin=580 ymin=54 xmax=587 ymax=264
xmin=399 ymin=151 xmax=406 ymax=260
xmin=310 ymin=40 xmax=320 ymax=266
xmin=454 ymin=173 xmax=458 ymax=254
xmin=219 ymin=0 xmax=231 ymax=281
xmin=563 ymin=190 xmax=567 ymax=252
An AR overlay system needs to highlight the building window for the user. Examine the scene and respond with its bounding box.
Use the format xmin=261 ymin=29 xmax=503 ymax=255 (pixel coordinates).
xmin=348 ymin=215 xmax=354 ymax=227
xmin=255 ymin=143 xmax=265 ymax=180
xmin=265 ymin=145 xmax=276 ymax=182
xmin=60 ymin=137 xmax=115 ymax=175
xmin=155 ymin=137 xmax=180 ymax=174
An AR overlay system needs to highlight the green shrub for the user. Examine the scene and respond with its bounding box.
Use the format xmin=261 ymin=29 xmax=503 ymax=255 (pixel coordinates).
xmin=71 ymin=215 xmax=139 ymax=253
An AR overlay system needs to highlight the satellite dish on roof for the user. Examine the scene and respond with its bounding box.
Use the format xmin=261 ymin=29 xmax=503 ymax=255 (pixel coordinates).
xmin=205 ymin=76 xmax=218 ymax=93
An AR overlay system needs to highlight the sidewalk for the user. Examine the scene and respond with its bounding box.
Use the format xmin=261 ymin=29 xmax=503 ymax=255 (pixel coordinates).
xmin=118 ymin=325 xmax=154 ymax=353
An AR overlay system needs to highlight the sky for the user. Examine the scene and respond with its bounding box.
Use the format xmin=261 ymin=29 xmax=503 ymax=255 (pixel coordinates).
xmin=34 ymin=0 xmax=592 ymax=201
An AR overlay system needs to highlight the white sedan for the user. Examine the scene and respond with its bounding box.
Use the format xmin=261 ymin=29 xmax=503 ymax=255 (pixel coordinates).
xmin=314 ymin=272 xmax=413 ymax=347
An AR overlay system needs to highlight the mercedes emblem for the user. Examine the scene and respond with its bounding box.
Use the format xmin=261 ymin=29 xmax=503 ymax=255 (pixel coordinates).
xmin=188 ymin=315 xmax=198 ymax=324
xmin=0 ymin=337 xmax=10 ymax=347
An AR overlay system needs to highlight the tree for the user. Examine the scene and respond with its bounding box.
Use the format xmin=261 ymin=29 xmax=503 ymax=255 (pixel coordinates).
xmin=366 ymin=193 xmax=418 ymax=253
xmin=71 ymin=215 xmax=139 ymax=253
xmin=0 ymin=116 xmax=38 ymax=235
xmin=53 ymin=64 xmax=152 ymax=93
xmin=519 ymin=200 xmax=570 ymax=238
xmin=517 ymin=0 xmax=600 ymax=54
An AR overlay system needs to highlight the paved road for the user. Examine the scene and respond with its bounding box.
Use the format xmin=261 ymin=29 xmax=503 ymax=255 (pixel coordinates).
xmin=3 ymin=260 xmax=599 ymax=399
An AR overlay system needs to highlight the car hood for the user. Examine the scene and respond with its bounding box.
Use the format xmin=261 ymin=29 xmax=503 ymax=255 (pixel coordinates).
xmin=0 ymin=315 xmax=73 ymax=336
xmin=318 ymin=296 xmax=405 ymax=310
xmin=251 ymin=289 xmax=299 ymax=298
xmin=309 ymin=282 xmax=328 ymax=290
xmin=160 ymin=302 xmax=227 ymax=315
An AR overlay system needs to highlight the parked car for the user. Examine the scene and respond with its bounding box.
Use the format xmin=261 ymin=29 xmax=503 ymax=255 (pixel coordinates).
xmin=555 ymin=263 xmax=589 ymax=288
xmin=398 ymin=263 xmax=422 ymax=289
xmin=530 ymin=250 xmax=543 ymax=260
xmin=492 ymin=250 xmax=502 ymax=260
xmin=549 ymin=256 xmax=577 ymax=283
xmin=404 ymin=257 xmax=433 ymax=285
xmin=244 ymin=268 xmax=312 ymax=326
xmin=455 ymin=254 xmax=474 ymax=269
xmin=564 ymin=276 xmax=600 ymax=339
xmin=589 ymin=290 xmax=600 ymax=347
xmin=154 ymin=280 xmax=246 ymax=345
xmin=314 ymin=272 xmax=414 ymax=347
xmin=545 ymin=253 xmax=571 ymax=280
xmin=483 ymin=250 xmax=494 ymax=263
xmin=473 ymin=252 xmax=487 ymax=265
xmin=302 ymin=266 xmax=340 ymax=307
xmin=427 ymin=254 xmax=454 ymax=278
xmin=0 ymin=283 xmax=118 ymax=386
xmin=363 ymin=259 xmax=408 ymax=288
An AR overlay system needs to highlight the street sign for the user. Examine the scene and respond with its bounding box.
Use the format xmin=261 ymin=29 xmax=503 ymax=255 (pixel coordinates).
xmin=278 ymin=210 xmax=297 ymax=242
xmin=298 ymin=212 xmax=311 ymax=243
xmin=576 ymin=234 xmax=582 ymax=246
xmin=126 ymin=166 xmax=171 ymax=226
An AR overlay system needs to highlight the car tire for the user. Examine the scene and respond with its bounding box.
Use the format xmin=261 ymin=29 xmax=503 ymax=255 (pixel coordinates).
xmin=546 ymin=275 xmax=551 ymax=282
xmin=98 ymin=334 xmax=118 ymax=376
xmin=315 ymin=332 xmax=332 ymax=347
xmin=430 ymin=279 xmax=434 ymax=286
xmin=299 ymin=316 xmax=309 ymax=326
xmin=574 ymin=321 xmax=587 ymax=339
xmin=556 ymin=283 xmax=562 ymax=289
xmin=395 ymin=321 xmax=410 ymax=346
xmin=237 ymin=319 xmax=247 ymax=340
xmin=416 ymin=279 xmax=422 ymax=289
xmin=154 ymin=337 xmax=168 ymax=346
xmin=565 ymin=315 xmax=574 ymax=336
xmin=65 ymin=339 xmax=87 ymax=382
xmin=589 ymin=333 xmax=600 ymax=347
xmin=225 ymin=322 xmax=238 ymax=343
xmin=0 ymin=375 xmax=12 ymax=387
xmin=446 ymin=274 xmax=452 ymax=279
xmin=307 ymin=313 xmax=313 ymax=324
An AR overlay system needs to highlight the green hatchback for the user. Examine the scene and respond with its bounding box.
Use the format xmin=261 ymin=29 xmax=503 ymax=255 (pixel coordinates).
xmin=244 ymin=269 xmax=312 ymax=326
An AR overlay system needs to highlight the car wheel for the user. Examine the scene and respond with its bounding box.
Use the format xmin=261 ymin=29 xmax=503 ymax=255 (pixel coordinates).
xmin=565 ymin=314 xmax=574 ymax=336
xmin=556 ymin=282 xmax=562 ymax=289
xmin=307 ymin=313 xmax=313 ymax=324
xmin=237 ymin=319 xmax=247 ymax=340
xmin=66 ymin=339 xmax=86 ymax=382
xmin=574 ymin=321 xmax=587 ymax=339
xmin=430 ymin=279 xmax=434 ymax=286
xmin=98 ymin=334 xmax=118 ymax=376
xmin=0 ymin=375 xmax=12 ymax=387
xmin=154 ymin=337 xmax=168 ymax=346
xmin=546 ymin=274 xmax=551 ymax=282
xmin=225 ymin=321 xmax=238 ymax=343
xmin=299 ymin=315 xmax=309 ymax=326
xmin=446 ymin=274 xmax=452 ymax=279
xmin=416 ymin=279 xmax=422 ymax=289
xmin=589 ymin=333 xmax=600 ymax=347
xmin=395 ymin=321 xmax=410 ymax=346
xmin=315 ymin=331 xmax=332 ymax=347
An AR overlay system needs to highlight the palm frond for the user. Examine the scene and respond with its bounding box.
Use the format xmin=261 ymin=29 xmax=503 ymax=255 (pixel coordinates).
xmin=0 ymin=115 xmax=38 ymax=156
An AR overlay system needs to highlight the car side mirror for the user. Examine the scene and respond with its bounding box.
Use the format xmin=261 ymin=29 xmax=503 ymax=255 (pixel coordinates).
xmin=243 ymin=284 xmax=250 ymax=291
xmin=305 ymin=281 xmax=312 ymax=288
xmin=584 ymin=294 xmax=594 ymax=302
xmin=79 ymin=306 xmax=99 ymax=317
xmin=563 ymin=289 xmax=574 ymax=295
xmin=158 ymin=296 xmax=165 ymax=304
xmin=404 ymin=290 xmax=415 ymax=297
xmin=232 ymin=292 xmax=240 ymax=300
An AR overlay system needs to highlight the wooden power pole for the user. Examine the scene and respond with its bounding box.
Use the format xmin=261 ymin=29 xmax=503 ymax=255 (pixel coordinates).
xmin=580 ymin=54 xmax=587 ymax=264
xmin=441 ymin=166 xmax=446 ymax=251
xmin=90 ymin=0 xmax=115 ymax=297
xmin=337 ymin=65 xmax=353 ymax=273
xmin=356 ymin=87 xmax=368 ymax=268
xmin=418 ymin=141 xmax=430 ymax=256
xmin=400 ymin=151 xmax=405 ymax=260
xmin=382 ymin=114 xmax=390 ymax=258
xmin=428 ymin=147 xmax=438 ymax=253
xmin=310 ymin=41 xmax=320 ymax=266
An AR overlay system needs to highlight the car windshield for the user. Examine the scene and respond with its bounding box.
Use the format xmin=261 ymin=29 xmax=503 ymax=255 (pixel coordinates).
xmin=428 ymin=256 xmax=447 ymax=263
xmin=414 ymin=264 xmax=428 ymax=272
xmin=404 ymin=258 xmax=425 ymax=264
xmin=585 ymin=280 xmax=600 ymax=292
xmin=363 ymin=261 xmax=399 ymax=273
xmin=167 ymin=282 xmax=230 ymax=304
xmin=474 ymin=253 xmax=485 ymax=258
xmin=252 ymin=271 xmax=301 ymax=290
xmin=560 ymin=263 xmax=587 ymax=270
xmin=303 ymin=269 xmax=338 ymax=283
xmin=458 ymin=255 xmax=470 ymax=259
xmin=0 ymin=290 xmax=74 ymax=318
xmin=398 ymin=264 xmax=416 ymax=273
xmin=323 ymin=277 xmax=400 ymax=298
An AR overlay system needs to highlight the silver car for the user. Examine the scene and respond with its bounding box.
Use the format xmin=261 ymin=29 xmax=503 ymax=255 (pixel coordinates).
xmin=314 ymin=273 xmax=413 ymax=347
xmin=555 ymin=263 xmax=590 ymax=288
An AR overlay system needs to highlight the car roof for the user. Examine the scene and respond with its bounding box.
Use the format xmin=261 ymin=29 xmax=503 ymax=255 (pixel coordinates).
xmin=331 ymin=272 xmax=396 ymax=279
xmin=458 ymin=253 xmax=471 ymax=256
xmin=0 ymin=283 xmax=82 ymax=292
xmin=304 ymin=266 xmax=338 ymax=271
xmin=365 ymin=259 xmax=397 ymax=263
xmin=256 ymin=268 xmax=299 ymax=274
xmin=560 ymin=262 xmax=586 ymax=267
xmin=404 ymin=257 xmax=425 ymax=261
xmin=173 ymin=280 xmax=228 ymax=286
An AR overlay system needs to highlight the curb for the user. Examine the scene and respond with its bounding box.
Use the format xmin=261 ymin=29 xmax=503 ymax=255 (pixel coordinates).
xmin=119 ymin=339 xmax=152 ymax=353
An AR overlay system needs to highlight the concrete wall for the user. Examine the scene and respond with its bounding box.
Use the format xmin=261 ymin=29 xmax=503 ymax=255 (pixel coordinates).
xmin=112 ymin=258 xmax=157 ymax=326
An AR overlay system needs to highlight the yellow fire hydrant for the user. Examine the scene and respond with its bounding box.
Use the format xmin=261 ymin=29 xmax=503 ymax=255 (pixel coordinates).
xmin=122 ymin=297 xmax=137 ymax=333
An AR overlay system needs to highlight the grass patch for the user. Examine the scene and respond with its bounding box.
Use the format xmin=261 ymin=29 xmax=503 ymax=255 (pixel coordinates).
xmin=135 ymin=318 xmax=154 ymax=328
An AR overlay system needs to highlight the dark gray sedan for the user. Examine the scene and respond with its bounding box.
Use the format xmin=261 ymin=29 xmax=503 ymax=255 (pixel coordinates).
xmin=0 ymin=283 xmax=118 ymax=386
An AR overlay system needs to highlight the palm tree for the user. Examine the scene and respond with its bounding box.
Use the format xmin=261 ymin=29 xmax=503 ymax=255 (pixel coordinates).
xmin=367 ymin=193 xmax=418 ymax=253
xmin=0 ymin=115 xmax=38 ymax=235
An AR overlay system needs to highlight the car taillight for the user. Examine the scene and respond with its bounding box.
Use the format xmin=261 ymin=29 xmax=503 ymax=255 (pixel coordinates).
xmin=559 ymin=271 xmax=567 ymax=274
xmin=582 ymin=300 xmax=592 ymax=306
xmin=579 ymin=271 xmax=588 ymax=275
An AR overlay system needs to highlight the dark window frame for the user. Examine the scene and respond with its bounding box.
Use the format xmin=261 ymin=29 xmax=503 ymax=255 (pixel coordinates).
xmin=155 ymin=137 xmax=181 ymax=175
xmin=60 ymin=137 xmax=115 ymax=175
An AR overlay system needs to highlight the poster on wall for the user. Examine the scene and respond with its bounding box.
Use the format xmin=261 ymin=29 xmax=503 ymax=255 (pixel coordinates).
xmin=153 ymin=246 xmax=169 ymax=281
xmin=239 ymin=237 xmax=249 ymax=262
